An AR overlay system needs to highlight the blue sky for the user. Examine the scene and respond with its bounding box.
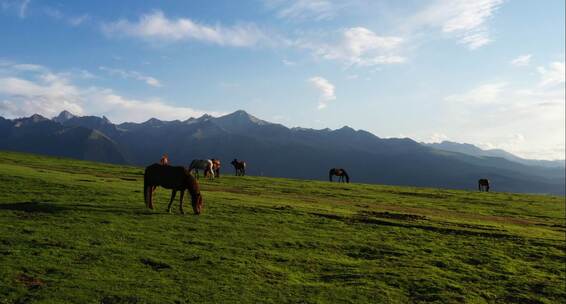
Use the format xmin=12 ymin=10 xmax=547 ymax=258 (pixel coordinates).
xmin=0 ymin=0 xmax=564 ymax=160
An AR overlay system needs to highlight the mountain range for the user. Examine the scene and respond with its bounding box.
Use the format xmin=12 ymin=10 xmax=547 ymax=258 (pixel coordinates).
xmin=0 ymin=110 xmax=564 ymax=195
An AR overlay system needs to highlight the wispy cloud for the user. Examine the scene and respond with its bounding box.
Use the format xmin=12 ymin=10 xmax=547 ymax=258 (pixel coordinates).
xmin=102 ymin=10 xmax=271 ymax=47
xmin=265 ymin=0 xmax=337 ymax=21
xmin=1 ymin=0 xmax=30 ymax=18
xmin=510 ymin=54 xmax=532 ymax=67
xmin=44 ymin=7 xmax=90 ymax=26
xmin=299 ymin=27 xmax=405 ymax=67
xmin=0 ymin=62 xmax=219 ymax=122
xmin=308 ymin=76 xmax=335 ymax=109
xmin=411 ymin=0 xmax=504 ymax=49
xmin=99 ymin=66 xmax=162 ymax=88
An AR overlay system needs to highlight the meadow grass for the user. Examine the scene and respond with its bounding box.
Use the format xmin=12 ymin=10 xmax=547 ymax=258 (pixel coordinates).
xmin=0 ymin=150 xmax=564 ymax=303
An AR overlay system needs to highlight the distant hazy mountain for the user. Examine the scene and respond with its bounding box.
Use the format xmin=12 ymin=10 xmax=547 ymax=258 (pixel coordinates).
xmin=0 ymin=114 xmax=125 ymax=164
xmin=0 ymin=111 xmax=563 ymax=195
xmin=424 ymin=141 xmax=565 ymax=168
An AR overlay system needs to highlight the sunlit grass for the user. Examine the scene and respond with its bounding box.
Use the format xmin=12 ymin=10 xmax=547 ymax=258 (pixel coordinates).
xmin=0 ymin=150 xmax=564 ymax=303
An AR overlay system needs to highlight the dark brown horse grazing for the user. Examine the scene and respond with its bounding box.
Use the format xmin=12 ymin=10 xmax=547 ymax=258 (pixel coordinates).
xmin=478 ymin=179 xmax=490 ymax=192
xmin=211 ymin=159 xmax=221 ymax=177
xmin=144 ymin=164 xmax=203 ymax=214
xmin=329 ymin=168 xmax=350 ymax=183
xmin=231 ymin=159 xmax=246 ymax=176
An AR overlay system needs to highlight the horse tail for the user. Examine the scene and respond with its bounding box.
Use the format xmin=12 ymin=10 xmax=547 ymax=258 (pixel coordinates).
xmin=329 ymin=169 xmax=334 ymax=182
xmin=343 ymin=170 xmax=350 ymax=183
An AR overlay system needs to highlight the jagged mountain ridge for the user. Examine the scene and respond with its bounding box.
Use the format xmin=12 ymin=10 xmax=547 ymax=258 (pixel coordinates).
xmin=0 ymin=110 xmax=563 ymax=194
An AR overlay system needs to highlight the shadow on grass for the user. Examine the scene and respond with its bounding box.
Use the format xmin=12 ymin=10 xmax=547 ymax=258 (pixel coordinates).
xmin=0 ymin=201 xmax=159 ymax=216
xmin=0 ymin=201 xmax=66 ymax=213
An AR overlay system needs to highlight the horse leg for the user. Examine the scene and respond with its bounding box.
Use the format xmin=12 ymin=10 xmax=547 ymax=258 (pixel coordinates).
xmin=179 ymin=190 xmax=185 ymax=215
xmin=167 ymin=190 xmax=177 ymax=213
xmin=148 ymin=186 xmax=157 ymax=209
xmin=145 ymin=186 xmax=153 ymax=209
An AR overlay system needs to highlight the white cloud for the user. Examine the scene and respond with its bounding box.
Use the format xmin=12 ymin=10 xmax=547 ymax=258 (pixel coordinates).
xmin=445 ymin=82 xmax=506 ymax=104
xmin=308 ymin=76 xmax=336 ymax=109
xmin=282 ymin=59 xmax=296 ymax=66
xmin=537 ymin=61 xmax=565 ymax=87
xmin=99 ymin=66 xmax=162 ymax=87
xmin=428 ymin=133 xmax=450 ymax=143
xmin=299 ymin=27 xmax=405 ymax=67
xmin=510 ymin=54 xmax=532 ymax=67
xmin=440 ymin=67 xmax=565 ymax=159
xmin=411 ymin=0 xmax=504 ymax=49
xmin=0 ymin=62 xmax=219 ymax=123
xmin=102 ymin=10 xmax=270 ymax=47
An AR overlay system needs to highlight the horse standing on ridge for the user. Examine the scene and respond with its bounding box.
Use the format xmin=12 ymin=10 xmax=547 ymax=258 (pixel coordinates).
xmin=231 ymin=159 xmax=246 ymax=176
xmin=188 ymin=159 xmax=214 ymax=179
xmin=329 ymin=168 xmax=350 ymax=183
xmin=478 ymin=179 xmax=490 ymax=192
xmin=144 ymin=164 xmax=203 ymax=214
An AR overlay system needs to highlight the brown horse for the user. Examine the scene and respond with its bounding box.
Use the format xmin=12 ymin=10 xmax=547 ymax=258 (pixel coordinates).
xmin=211 ymin=159 xmax=221 ymax=177
xmin=329 ymin=168 xmax=350 ymax=183
xmin=478 ymin=179 xmax=490 ymax=192
xmin=231 ymin=159 xmax=246 ymax=176
xmin=144 ymin=164 xmax=203 ymax=214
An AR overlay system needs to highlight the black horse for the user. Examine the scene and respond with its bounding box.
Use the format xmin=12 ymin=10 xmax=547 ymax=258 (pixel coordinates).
xmin=478 ymin=179 xmax=490 ymax=192
xmin=231 ymin=159 xmax=246 ymax=176
xmin=144 ymin=164 xmax=203 ymax=214
xmin=329 ymin=168 xmax=350 ymax=183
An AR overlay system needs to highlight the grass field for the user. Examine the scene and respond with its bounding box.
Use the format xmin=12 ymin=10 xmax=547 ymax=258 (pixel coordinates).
xmin=0 ymin=150 xmax=564 ymax=303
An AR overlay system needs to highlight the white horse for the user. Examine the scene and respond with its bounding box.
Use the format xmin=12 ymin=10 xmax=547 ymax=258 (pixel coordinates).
xmin=188 ymin=159 xmax=214 ymax=179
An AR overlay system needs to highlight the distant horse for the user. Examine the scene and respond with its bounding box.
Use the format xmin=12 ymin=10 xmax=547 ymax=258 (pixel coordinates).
xmin=211 ymin=159 xmax=221 ymax=177
xmin=189 ymin=159 xmax=214 ymax=179
xmin=478 ymin=179 xmax=490 ymax=192
xmin=231 ymin=159 xmax=246 ymax=176
xmin=144 ymin=164 xmax=203 ymax=214
xmin=329 ymin=168 xmax=350 ymax=183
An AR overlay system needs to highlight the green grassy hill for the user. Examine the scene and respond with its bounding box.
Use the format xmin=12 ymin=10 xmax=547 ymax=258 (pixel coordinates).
xmin=0 ymin=151 xmax=564 ymax=303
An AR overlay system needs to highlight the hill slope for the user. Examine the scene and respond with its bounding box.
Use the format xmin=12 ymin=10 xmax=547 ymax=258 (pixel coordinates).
xmin=0 ymin=151 xmax=564 ymax=303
